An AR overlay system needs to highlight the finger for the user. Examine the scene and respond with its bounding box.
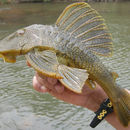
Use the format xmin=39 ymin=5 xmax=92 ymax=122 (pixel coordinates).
xmin=34 ymin=73 xmax=94 ymax=109
xmin=37 ymin=73 xmax=65 ymax=94
xmin=36 ymin=72 xmax=60 ymax=92
xmin=54 ymin=83 xmax=64 ymax=94
xmin=48 ymin=86 xmax=87 ymax=107
xmin=35 ymin=72 xmax=47 ymax=85
xmin=33 ymin=76 xmax=48 ymax=93
xmin=47 ymin=78 xmax=58 ymax=86
xmin=36 ymin=72 xmax=58 ymax=86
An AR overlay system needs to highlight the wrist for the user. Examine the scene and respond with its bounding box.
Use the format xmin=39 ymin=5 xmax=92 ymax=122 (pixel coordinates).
xmin=84 ymin=84 xmax=108 ymax=112
xmin=90 ymin=98 xmax=113 ymax=128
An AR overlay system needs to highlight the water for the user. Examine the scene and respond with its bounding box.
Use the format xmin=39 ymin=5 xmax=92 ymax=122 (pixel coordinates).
xmin=0 ymin=2 xmax=130 ymax=130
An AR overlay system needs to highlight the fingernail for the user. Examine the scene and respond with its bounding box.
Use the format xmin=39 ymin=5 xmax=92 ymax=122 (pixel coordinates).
xmin=40 ymin=86 xmax=48 ymax=93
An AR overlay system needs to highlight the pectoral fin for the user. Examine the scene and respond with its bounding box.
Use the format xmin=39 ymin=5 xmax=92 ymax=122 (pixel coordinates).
xmin=25 ymin=50 xmax=62 ymax=79
xmin=58 ymin=65 xmax=89 ymax=93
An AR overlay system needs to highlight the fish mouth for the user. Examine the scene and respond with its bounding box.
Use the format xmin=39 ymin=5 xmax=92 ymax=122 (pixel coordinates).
xmin=0 ymin=51 xmax=19 ymax=63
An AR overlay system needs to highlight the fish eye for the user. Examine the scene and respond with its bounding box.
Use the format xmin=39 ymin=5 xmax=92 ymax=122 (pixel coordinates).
xmin=17 ymin=29 xmax=26 ymax=35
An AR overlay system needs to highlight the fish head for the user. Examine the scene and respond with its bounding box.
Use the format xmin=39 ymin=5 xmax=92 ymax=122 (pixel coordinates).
xmin=0 ymin=24 xmax=52 ymax=63
xmin=0 ymin=28 xmax=28 ymax=63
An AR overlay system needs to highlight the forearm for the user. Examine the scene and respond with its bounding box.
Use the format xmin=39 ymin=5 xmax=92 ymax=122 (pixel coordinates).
xmin=105 ymin=112 xmax=130 ymax=130
xmin=86 ymin=86 xmax=130 ymax=130
xmin=33 ymin=74 xmax=130 ymax=130
xmin=105 ymin=90 xmax=130 ymax=130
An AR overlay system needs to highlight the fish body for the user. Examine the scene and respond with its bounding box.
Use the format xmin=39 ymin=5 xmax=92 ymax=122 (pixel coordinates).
xmin=43 ymin=25 xmax=127 ymax=119
xmin=0 ymin=2 xmax=130 ymax=127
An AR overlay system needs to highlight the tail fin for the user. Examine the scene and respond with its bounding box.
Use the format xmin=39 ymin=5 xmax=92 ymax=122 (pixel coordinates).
xmin=113 ymin=88 xmax=130 ymax=126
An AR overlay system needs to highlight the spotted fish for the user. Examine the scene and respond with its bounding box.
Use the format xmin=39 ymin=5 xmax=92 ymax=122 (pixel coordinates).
xmin=0 ymin=2 xmax=130 ymax=127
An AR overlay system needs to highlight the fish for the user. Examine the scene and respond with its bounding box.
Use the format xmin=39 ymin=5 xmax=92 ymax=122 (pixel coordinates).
xmin=0 ymin=2 xmax=130 ymax=127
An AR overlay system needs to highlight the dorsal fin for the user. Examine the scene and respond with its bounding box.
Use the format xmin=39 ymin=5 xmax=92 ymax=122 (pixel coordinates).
xmin=56 ymin=2 xmax=113 ymax=57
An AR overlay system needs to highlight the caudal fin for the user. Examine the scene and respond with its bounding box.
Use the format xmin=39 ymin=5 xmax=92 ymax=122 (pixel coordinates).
xmin=113 ymin=88 xmax=130 ymax=126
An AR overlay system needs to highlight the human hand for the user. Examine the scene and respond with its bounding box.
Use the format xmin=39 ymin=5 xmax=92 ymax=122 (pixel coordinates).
xmin=27 ymin=60 xmax=130 ymax=130
xmin=33 ymin=73 xmax=130 ymax=130
xmin=33 ymin=72 xmax=108 ymax=112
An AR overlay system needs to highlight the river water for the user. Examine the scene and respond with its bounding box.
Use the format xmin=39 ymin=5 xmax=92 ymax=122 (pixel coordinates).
xmin=0 ymin=2 xmax=130 ymax=130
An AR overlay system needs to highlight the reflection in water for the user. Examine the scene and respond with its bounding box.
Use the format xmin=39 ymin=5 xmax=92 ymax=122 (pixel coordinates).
xmin=0 ymin=2 xmax=130 ymax=130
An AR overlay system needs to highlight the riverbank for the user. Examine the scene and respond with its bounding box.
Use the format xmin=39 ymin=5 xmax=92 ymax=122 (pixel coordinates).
xmin=0 ymin=0 xmax=128 ymax=5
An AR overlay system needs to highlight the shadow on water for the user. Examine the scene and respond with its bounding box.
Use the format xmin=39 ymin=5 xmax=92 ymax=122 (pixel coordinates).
xmin=0 ymin=2 xmax=130 ymax=130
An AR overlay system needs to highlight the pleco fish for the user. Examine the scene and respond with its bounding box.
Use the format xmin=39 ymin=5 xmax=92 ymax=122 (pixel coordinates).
xmin=0 ymin=2 xmax=129 ymax=127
